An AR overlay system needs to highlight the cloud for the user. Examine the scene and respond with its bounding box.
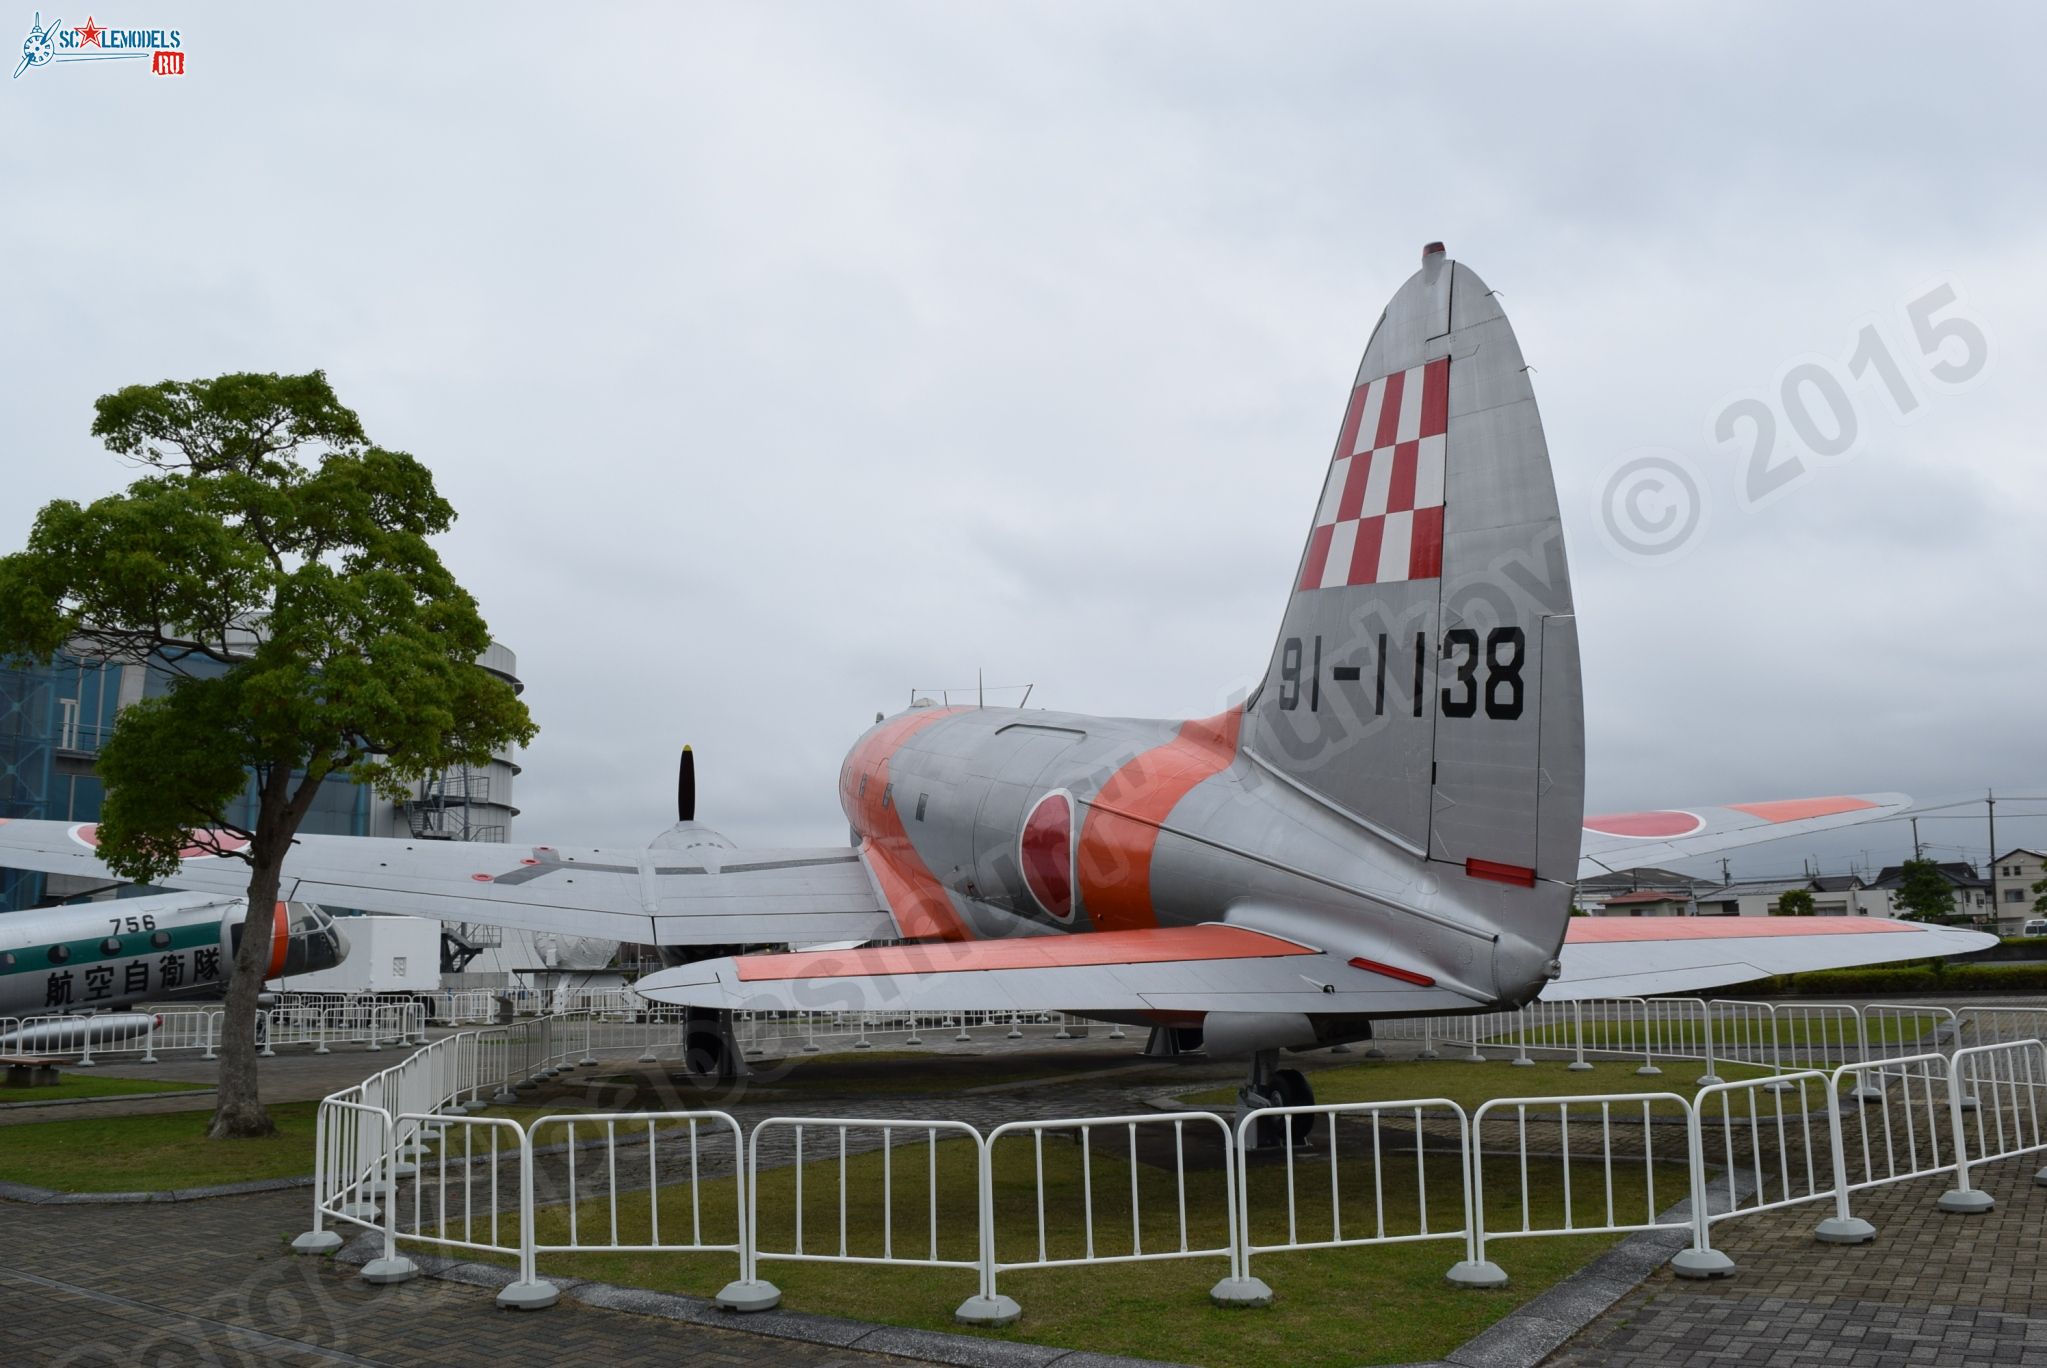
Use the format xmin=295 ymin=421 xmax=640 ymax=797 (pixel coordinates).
xmin=2 ymin=3 xmax=2042 ymax=878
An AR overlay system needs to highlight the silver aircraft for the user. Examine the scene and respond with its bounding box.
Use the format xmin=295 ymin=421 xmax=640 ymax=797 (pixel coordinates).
xmin=0 ymin=245 xmax=1990 ymax=1108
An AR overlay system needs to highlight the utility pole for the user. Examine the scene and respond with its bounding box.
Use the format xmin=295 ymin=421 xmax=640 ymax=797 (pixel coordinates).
xmin=1719 ymin=856 xmax=1730 ymax=885
xmin=1987 ymin=788 xmax=1997 ymax=878
xmin=1911 ymin=816 xmax=1922 ymax=859
xmin=1987 ymin=789 xmax=1998 ymax=922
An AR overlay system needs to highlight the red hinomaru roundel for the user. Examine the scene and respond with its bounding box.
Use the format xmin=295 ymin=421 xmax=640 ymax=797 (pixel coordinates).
xmin=69 ymin=823 xmax=251 ymax=859
xmin=1019 ymin=790 xmax=1076 ymax=922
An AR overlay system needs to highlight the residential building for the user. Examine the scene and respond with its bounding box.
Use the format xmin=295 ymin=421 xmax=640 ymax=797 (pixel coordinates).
xmin=1869 ymin=862 xmax=1996 ymax=925
xmin=1990 ymin=849 xmax=2047 ymax=934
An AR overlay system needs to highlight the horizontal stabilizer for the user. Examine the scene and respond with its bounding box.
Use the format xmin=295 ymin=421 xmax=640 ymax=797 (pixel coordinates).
xmin=1578 ymin=794 xmax=1909 ymax=877
xmin=1546 ymin=914 xmax=1994 ymax=1000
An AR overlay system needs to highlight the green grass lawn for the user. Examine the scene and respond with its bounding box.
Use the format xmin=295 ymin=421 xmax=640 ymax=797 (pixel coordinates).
xmin=478 ymin=1122 xmax=1678 ymax=1368
xmin=0 ymin=1100 xmax=317 ymax=1191
xmin=1178 ymin=1057 xmax=1773 ymax=1113
xmin=0 ymin=1073 xmax=210 ymax=1104
xmin=1484 ymin=1012 xmax=1944 ymax=1052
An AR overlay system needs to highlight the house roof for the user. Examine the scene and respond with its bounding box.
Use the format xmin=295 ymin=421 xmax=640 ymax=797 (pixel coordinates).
xmin=1578 ymin=867 xmax=1712 ymax=895
xmin=1601 ymin=889 xmax=1693 ymax=905
xmin=1993 ymin=848 xmax=2047 ymax=864
xmin=1695 ymin=878 xmax=1818 ymax=901
xmin=1870 ymin=862 xmax=1988 ymax=890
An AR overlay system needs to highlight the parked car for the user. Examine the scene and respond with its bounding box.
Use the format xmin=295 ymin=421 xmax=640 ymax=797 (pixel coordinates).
xmin=2021 ymin=918 xmax=2047 ymax=938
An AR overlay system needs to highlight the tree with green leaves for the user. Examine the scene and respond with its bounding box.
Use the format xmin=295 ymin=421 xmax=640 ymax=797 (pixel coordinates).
xmin=0 ymin=372 xmax=535 ymax=1139
xmin=1893 ymin=858 xmax=1958 ymax=925
xmin=1774 ymin=888 xmax=1816 ymax=917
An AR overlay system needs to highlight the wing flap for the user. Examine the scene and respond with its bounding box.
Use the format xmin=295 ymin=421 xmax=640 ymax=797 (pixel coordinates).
xmin=1546 ymin=914 xmax=1994 ymax=1000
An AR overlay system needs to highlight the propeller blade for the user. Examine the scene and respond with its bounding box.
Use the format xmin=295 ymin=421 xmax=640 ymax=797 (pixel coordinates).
xmin=677 ymin=744 xmax=695 ymax=823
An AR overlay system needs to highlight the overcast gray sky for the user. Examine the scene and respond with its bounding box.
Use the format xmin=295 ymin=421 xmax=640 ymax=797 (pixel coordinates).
xmin=5 ymin=3 xmax=2043 ymax=880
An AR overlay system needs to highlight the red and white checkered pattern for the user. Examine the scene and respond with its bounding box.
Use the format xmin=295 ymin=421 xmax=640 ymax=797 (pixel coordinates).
xmin=1298 ymin=357 xmax=1449 ymax=591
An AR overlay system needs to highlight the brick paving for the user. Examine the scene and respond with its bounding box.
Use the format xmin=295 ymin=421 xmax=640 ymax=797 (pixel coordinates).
xmin=0 ymin=1187 xmax=908 ymax=1367
xmin=1546 ymin=1155 xmax=2047 ymax=1366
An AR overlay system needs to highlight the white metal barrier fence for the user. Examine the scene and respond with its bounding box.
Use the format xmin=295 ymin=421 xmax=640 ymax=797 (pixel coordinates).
xmin=294 ymin=1009 xmax=2047 ymax=1317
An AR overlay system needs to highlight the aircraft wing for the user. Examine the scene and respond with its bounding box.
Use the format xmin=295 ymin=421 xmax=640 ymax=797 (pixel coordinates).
xmin=636 ymin=913 xmax=1996 ymax=1019
xmin=0 ymin=821 xmax=898 ymax=947
xmin=1578 ymin=793 xmax=1909 ymax=877
xmin=1546 ymin=914 xmax=1994 ymax=1000
xmin=633 ymin=924 xmax=1465 ymax=1017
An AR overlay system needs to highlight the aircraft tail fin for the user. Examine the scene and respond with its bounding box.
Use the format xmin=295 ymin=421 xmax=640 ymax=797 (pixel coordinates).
xmin=1242 ymin=245 xmax=1584 ymax=887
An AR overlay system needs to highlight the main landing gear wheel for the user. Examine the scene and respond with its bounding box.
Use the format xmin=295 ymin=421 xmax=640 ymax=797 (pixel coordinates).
xmin=1241 ymin=1051 xmax=1317 ymax=1148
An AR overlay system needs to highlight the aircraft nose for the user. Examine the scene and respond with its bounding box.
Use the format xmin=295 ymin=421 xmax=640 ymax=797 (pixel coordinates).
xmin=279 ymin=903 xmax=348 ymax=976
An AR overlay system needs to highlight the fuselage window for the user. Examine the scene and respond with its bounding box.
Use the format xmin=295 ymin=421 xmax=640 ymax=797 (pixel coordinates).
xmin=48 ymin=944 xmax=70 ymax=964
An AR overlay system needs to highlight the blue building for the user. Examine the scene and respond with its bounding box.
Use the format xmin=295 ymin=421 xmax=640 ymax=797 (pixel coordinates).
xmin=0 ymin=641 xmax=522 ymax=912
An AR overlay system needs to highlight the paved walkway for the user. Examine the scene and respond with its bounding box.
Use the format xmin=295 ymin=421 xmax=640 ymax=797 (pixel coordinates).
xmin=1548 ymin=1155 xmax=2047 ymax=1366
xmin=0 ymin=1187 xmax=911 ymax=1367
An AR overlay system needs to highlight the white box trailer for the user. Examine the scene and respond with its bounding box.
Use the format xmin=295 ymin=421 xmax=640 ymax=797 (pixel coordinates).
xmin=270 ymin=914 xmax=442 ymax=995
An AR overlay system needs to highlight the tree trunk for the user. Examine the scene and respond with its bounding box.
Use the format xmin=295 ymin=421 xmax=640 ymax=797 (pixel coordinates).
xmin=209 ymin=841 xmax=284 ymax=1139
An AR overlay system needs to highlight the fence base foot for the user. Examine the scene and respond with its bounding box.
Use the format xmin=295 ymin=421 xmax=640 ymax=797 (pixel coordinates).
xmin=1566 ymin=1061 xmax=1594 ymax=1073
xmin=1363 ymin=1047 xmax=1386 ymax=1059
xmin=1208 ymin=1275 xmax=1273 ymax=1307
xmin=1417 ymin=1050 xmax=1440 ymax=1061
xmin=462 ymin=1099 xmax=491 ymax=1114
xmin=496 ymin=1279 xmax=559 ymax=1311
xmin=1696 ymin=1074 xmax=1723 ymax=1087
xmin=1849 ymin=1085 xmax=1885 ymax=1102
xmin=1511 ymin=1057 xmax=1535 ymax=1067
xmin=1463 ymin=1054 xmax=1486 ymax=1064
xmin=1635 ymin=1065 xmax=1663 ymax=1077
xmin=1329 ymin=1043 xmax=1352 ymax=1054
xmin=1445 ymin=1259 xmax=1507 ymax=1288
xmin=336 ymin=1201 xmax=379 ymax=1222
xmin=2035 ymin=1166 xmax=2047 ymax=1188
xmin=291 ymin=1230 xmax=343 ymax=1255
xmin=360 ymin=1256 xmax=420 ymax=1285
xmin=1937 ymin=1188 xmax=1994 ymax=1214
xmin=637 ymin=1051 xmax=658 ymax=1063
xmin=802 ymin=1044 xmax=821 ymax=1053
xmin=1671 ymin=1248 xmax=1735 ymax=1279
xmin=856 ymin=1040 xmax=873 ymax=1049
xmin=578 ymin=1056 xmax=598 ymax=1067
xmin=492 ymin=1090 xmax=518 ymax=1105
xmin=955 ymin=1293 xmax=1022 ymax=1326
xmin=716 ymin=1278 xmax=782 ymax=1312
xmin=1814 ymin=1215 xmax=1876 ymax=1244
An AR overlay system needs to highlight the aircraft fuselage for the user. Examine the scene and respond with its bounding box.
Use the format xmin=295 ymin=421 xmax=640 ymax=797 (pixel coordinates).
xmin=837 ymin=702 xmax=1568 ymax=1018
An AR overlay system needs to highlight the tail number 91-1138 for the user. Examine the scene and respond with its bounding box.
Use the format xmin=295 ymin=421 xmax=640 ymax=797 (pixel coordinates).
xmin=1277 ymin=628 xmax=1525 ymax=721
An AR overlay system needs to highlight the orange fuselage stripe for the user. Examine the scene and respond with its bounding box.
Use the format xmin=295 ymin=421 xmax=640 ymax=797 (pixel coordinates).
xmin=265 ymin=902 xmax=290 ymax=978
xmin=842 ymin=708 xmax=972 ymax=942
xmin=1075 ymin=708 xmax=1243 ymax=934
xmin=735 ymin=923 xmax=1309 ymax=981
